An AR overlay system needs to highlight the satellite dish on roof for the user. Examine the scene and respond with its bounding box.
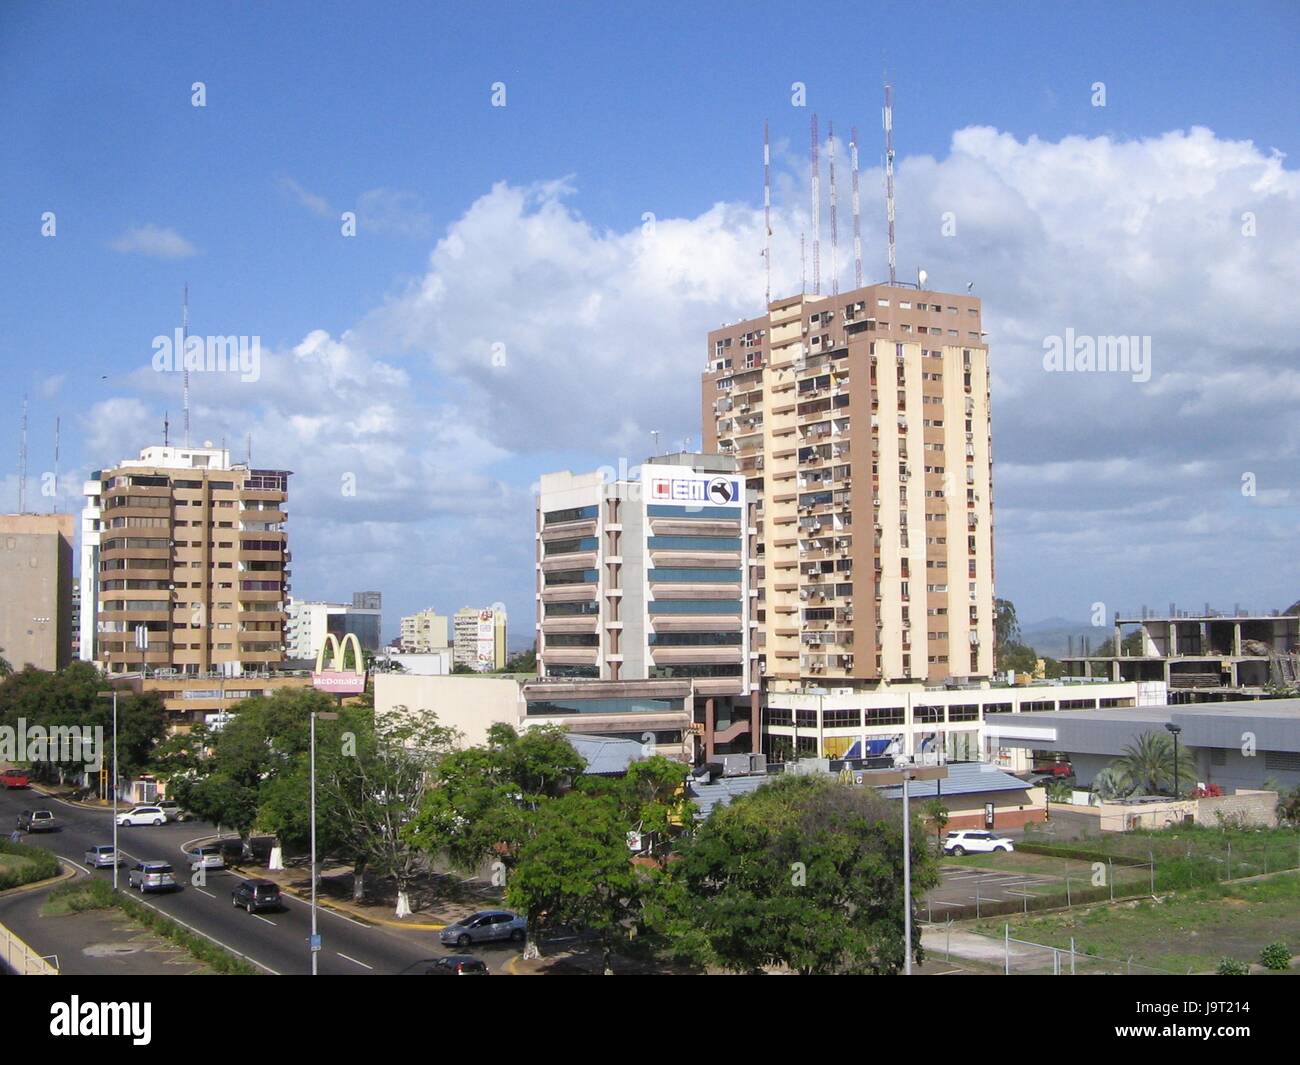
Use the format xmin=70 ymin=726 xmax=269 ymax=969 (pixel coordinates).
xmin=918 ymin=268 xmax=928 ymax=288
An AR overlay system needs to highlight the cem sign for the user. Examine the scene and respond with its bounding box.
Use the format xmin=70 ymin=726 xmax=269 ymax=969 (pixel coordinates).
xmin=649 ymin=475 xmax=740 ymax=506
xmin=312 ymin=632 xmax=368 ymax=695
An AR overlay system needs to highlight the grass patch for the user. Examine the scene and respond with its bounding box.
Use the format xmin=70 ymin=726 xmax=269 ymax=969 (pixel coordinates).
xmin=0 ymin=838 xmax=62 ymax=890
xmin=43 ymin=879 xmax=256 ymax=974
xmin=974 ymin=872 xmax=1300 ymax=973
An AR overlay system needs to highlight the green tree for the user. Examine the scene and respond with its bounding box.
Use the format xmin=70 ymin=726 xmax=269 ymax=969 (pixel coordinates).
xmin=654 ymin=775 xmax=939 ymax=974
xmin=1041 ymin=656 xmax=1065 ymax=679
xmin=999 ymin=642 xmax=1039 ymax=675
xmin=499 ymin=647 xmax=537 ymax=674
xmin=406 ymin=724 xmax=584 ymax=874
xmin=577 ymin=755 xmax=694 ymax=864
xmin=506 ymin=790 xmax=640 ymax=963
xmin=922 ymin=798 xmax=950 ymax=855
xmin=1112 ymin=731 xmax=1197 ymax=797
xmin=994 ymin=598 xmax=1021 ymax=647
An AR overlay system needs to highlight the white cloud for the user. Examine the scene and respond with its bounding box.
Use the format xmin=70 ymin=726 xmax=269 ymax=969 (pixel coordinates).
xmin=279 ymin=176 xmax=332 ymax=218
xmin=357 ymin=187 xmax=434 ymax=238
xmin=109 ymin=224 xmax=197 ymax=259
xmin=97 ymin=124 xmax=1300 ymax=628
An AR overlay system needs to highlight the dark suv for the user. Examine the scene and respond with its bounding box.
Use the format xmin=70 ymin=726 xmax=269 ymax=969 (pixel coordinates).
xmin=231 ymin=878 xmax=283 ymax=914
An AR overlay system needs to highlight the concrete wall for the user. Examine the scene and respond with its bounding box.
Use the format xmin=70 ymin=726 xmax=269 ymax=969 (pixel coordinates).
xmin=1197 ymin=789 xmax=1278 ymax=828
xmin=375 ymin=673 xmax=524 ymax=747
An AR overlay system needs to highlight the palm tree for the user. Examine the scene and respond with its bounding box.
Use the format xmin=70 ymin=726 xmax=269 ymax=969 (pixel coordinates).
xmin=1113 ymin=732 xmax=1197 ymax=797
xmin=923 ymin=798 xmax=950 ymax=854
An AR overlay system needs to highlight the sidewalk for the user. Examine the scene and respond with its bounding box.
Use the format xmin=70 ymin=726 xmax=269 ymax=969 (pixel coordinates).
xmin=228 ymin=858 xmax=499 ymax=932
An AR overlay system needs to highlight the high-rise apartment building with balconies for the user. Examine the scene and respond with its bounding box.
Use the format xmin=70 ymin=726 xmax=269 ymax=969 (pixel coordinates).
xmin=79 ymin=445 xmax=291 ymax=680
xmin=702 ymin=284 xmax=995 ymax=708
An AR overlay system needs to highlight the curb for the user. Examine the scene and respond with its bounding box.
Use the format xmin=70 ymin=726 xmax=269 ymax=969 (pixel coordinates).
xmin=27 ymin=784 xmax=106 ymax=810
xmin=228 ymin=863 xmax=447 ymax=930
xmin=0 ymin=860 xmax=78 ymax=899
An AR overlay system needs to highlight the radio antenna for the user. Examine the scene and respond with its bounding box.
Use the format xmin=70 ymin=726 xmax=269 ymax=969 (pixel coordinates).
xmin=850 ymin=125 xmax=863 ymax=288
xmin=883 ymin=82 xmax=897 ymax=286
xmin=810 ymin=114 xmax=821 ymax=295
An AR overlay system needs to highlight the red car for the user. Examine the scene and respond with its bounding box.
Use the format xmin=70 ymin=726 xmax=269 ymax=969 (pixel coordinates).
xmin=1033 ymin=762 xmax=1074 ymax=778
xmin=0 ymin=770 xmax=30 ymax=789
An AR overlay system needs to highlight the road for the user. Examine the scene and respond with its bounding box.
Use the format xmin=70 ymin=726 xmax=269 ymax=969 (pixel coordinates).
xmin=0 ymin=787 xmax=521 ymax=975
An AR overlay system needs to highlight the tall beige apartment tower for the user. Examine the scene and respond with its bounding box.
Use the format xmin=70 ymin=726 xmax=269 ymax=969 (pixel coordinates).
xmin=0 ymin=513 xmax=75 ymax=671
xmin=702 ymin=284 xmax=995 ymax=693
xmin=80 ymin=445 xmax=291 ymax=678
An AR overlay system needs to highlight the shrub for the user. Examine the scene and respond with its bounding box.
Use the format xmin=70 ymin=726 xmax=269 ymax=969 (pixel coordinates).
xmin=1216 ymin=957 xmax=1249 ymax=975
xmin=1259 ymin=942 xmax=1292 ymax=971
xmin=0 ymin=838 xmax=62 ymax=889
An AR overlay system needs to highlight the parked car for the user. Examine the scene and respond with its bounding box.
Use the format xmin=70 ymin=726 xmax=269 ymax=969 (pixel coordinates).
xmin=116 ymin=806 xmax=166 ymax=827
xmin=16 ymin=809 xmax=59 ymax=833
xmin=231 ymin=879 xmax=283 ymax=914
xmin=1033 ymin=761 xmax=1074 ymax=778
xmin=84 ymin=845 xmax=121 ymax=868
xmin=420 ymin=955 xmax=489 ymax=975
xmin=215 ymin=838 xmax=245 ymax=864
xmin=127 ymin=861 xmax=177 ymax=893
xmin=943 ymin=830 xmax=1015 ymax=856
xmin=156 ymin=801 xmax=189 ymax=822
xmin=0 ymin=769 xmax=30 ymax=789
xmin=439 ymin=910 xmax=527 ymax=948
xmin=189 ymin=844 xmax=225 ymax=871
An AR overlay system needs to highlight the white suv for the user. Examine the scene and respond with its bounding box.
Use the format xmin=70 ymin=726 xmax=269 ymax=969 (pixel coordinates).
xmin=943 ymin=830 xmax=1015 ymax=856
xmin=116 ymin=806 xmax=167 ymax=827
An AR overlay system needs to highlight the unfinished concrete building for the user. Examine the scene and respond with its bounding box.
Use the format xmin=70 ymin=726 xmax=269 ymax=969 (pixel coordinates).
xmin=1063 ymin=611 xmax=1300 ymax=701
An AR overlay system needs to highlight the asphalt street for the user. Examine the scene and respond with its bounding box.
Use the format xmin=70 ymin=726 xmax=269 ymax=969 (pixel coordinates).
xmin=0 ymin=787 xmax=520 ymax=975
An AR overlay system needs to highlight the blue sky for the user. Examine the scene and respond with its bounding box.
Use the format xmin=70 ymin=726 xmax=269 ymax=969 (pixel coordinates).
xmin=3 ymin=0 xmax=1299 ymax=641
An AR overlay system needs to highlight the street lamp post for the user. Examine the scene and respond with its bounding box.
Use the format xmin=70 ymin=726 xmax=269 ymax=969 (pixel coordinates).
xmin=901 ymin=768 xmax=913 ymax=976
xmin=97 ymin=682 xmax=138 ymax=891
xmin=1165 ymin=722 xmax=1183 ymax=800
xmin=309 ymin=710 xmax=339 ymax=975
xmin=111 ymin=688 xmax=118 ymax=891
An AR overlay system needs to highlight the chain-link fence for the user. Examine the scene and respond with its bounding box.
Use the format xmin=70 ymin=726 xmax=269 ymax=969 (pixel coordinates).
xmin=929 ymin=922 xmax=1186 ymax=975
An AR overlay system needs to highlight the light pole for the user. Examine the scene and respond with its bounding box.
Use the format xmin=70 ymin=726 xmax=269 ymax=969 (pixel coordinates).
xmin=1165 ymin=722 xmax=1183 ymax=800
xmin=901 ymin=767 xmax=913 ymax=975
xmin=309 ymin=709 xmax=339 ymax=975
xmin=97 ymin=681 xmax=138 ymax=891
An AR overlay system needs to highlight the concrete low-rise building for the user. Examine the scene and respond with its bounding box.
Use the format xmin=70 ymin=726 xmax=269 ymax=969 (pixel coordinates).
xmin=986 ymin=698 xmax=1300 ymax=794
xmin=762 ymin=678 xmax=1165 ymax=771
xmin=374 ymin=672 xmax=695 ymax=761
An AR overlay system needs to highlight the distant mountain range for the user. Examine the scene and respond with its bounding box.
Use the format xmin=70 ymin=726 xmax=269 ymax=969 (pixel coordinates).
xmin=1019 ymin=617 xmax=1108 ymax=659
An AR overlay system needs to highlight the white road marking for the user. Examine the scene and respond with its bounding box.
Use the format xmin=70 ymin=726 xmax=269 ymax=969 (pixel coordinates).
xmin=280 ymin=891 xmax=370 ymax=927
xmin=194 ymin=887 xmax=216 ymax=898
xmin=130 ymin=895 xmax=281 ymax=975
xmin=251 ymin=913 xmax=276 ymax=926
xmin=337 ymin=952 xmax=373 ymax=970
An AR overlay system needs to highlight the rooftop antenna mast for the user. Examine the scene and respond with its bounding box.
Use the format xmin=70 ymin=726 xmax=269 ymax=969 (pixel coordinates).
xmin=51 ymin=416 xmax=59 ymax=513
xmin=850 ymin=125 xmax=863 ymax=289
xmin=17 ymin=395 xmax=28 ymax=513
xmin=883 ymin=81 xmax=897 ymax=287
xmin=182 ymin=283 xmax=191 ymax=447
xmin=163 ymin=411 xmax=169 ymax=447
xmin=763 ymin=120 xmax=772 ymax=307
xmin=828 ymin=120 xmax=840 ymax=297
xmin=810 ymin=114 xmax=821 ymax=295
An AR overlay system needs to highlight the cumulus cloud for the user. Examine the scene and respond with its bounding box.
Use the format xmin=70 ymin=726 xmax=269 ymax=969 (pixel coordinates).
xmin=100 ymin=123 xmax=1300 ymax=628
xmin=109 ymin=224 xmax=197 ymax=258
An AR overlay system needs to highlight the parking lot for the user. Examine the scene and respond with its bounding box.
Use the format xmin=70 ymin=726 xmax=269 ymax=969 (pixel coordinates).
xmin=922 ymin=865 xmax=1061 ymax=921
